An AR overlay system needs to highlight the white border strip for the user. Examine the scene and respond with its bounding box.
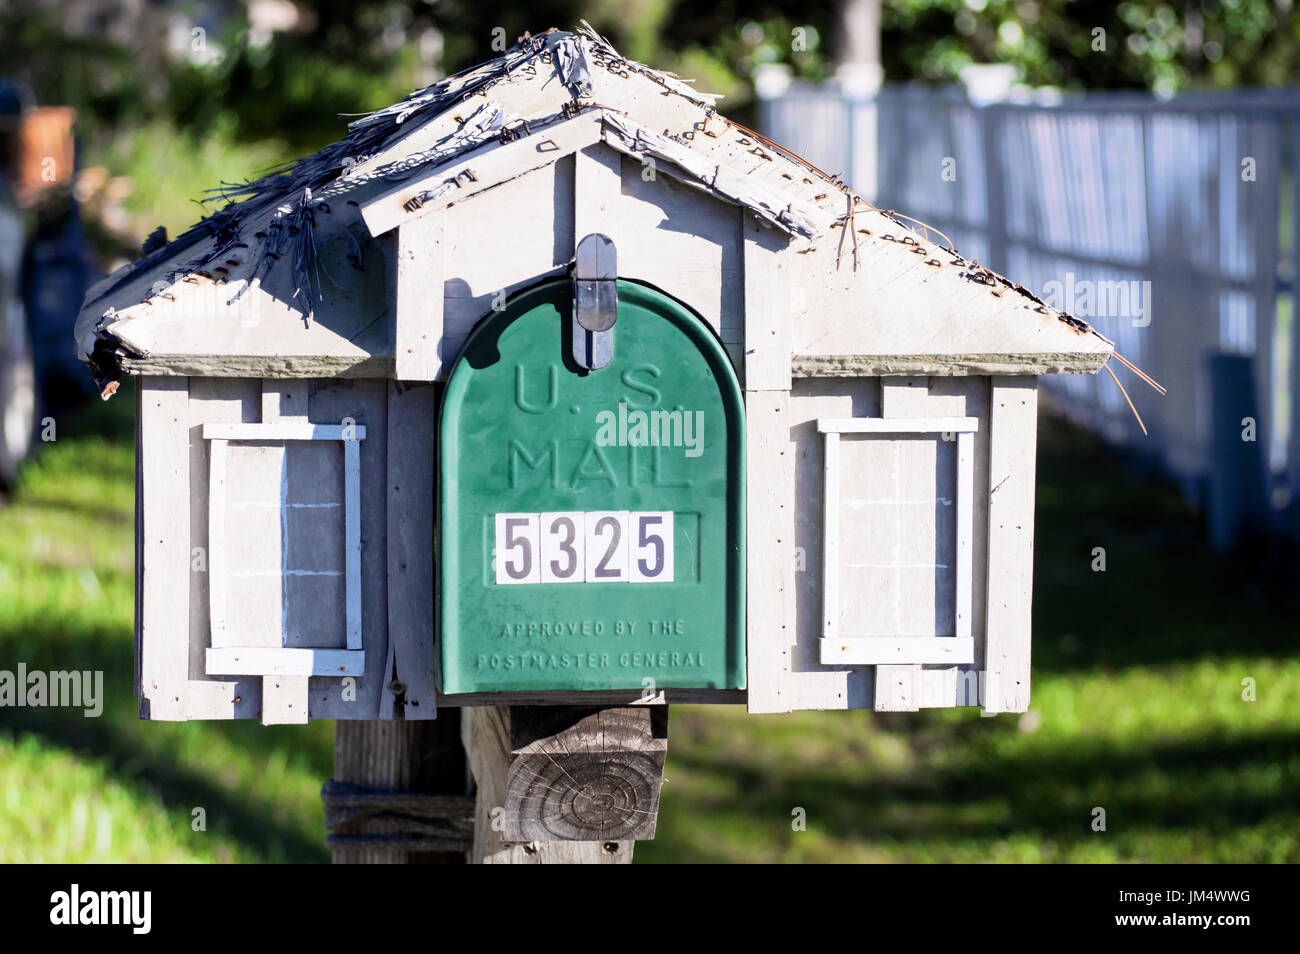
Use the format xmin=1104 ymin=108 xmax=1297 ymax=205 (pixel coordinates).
xmin=820 ymin=637 xmax=975 ymax=665
xmin=817 ymin=416 xmax=977 ymax=667
xmin=203 ymin=422 xmax=367 ymax=441
xmin=818 ymin=417 xmax=979 ymax=434
xmin=207 ymin=647 xmax=365 ymax=677
xmin=205 ymin=421 xmax=365 ymax=676
xmin=344 ymin=439 xmax=362 ymax=650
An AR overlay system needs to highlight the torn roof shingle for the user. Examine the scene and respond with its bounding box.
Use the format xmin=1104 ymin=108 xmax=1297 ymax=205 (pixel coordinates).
xmin=76 ymin=23 xmax=1112 ymax=392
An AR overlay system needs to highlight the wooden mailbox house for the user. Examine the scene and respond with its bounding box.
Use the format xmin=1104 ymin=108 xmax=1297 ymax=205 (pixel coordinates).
xmin=75 ymin=27 xmax=1114 ymax=733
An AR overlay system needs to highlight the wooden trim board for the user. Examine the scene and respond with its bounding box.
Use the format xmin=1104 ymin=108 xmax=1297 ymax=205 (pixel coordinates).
xmin=395 ymin=214 xmax=445 ymax=381
xmin=981 ymin=376 xmax=1038 ymax=713
xmin=202 ymin=422 xmax=367 ymax=441
xmin=362 ymin=114 xmax=604 ymax=237
xmin=139 ymin=377 xmax=192 ymax=720
xmin=821 ymin=636 xmax=975 ymax=665
xmin=818 ymin=416 xmax=979 ymax=434
xmin=207 ymin=647 xmax=366 ymax=677
xmin=817 ymin=408 xmax=978 ymax=690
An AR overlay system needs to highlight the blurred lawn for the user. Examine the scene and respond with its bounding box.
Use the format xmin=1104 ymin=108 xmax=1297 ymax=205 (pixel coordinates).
xmin=83 ymin=119 xmax=289 ymax=247
xmin=1 ymin=388 xmax=1297 ymax=862
xmin=0 ymin=385 xmax=333 ymax=862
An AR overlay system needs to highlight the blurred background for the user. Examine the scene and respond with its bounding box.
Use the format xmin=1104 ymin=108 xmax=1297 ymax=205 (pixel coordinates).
xmin=0 ymin=0 xmax=1298 ymax=862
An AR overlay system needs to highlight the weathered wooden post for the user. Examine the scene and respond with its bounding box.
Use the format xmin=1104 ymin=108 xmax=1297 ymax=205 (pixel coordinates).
xmin=463 ymin=705 xmax=665 ymax=863
xmin=78 ymin=25 xmax=1121 ymax=864
xmin=328 ymin=717 xmax=471 ymax=863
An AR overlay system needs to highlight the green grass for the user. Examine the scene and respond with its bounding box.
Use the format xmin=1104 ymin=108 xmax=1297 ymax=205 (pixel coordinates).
xmin=0 ymin=386 xmax=332 ymax=863
xmin=1 ymin=390 xmax=1296 ymax=862
xmin=84 ymin=118 xmax=290 ymax=242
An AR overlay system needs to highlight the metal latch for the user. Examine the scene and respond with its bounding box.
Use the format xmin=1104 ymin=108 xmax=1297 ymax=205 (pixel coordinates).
xmin=572 ymin=233 xmax=617 ymax=370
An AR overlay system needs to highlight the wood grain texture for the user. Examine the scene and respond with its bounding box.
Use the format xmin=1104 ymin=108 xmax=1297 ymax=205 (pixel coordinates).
xmin=101 ymin=227 xmax=396 ymax=370
xmin=462 ymin=706 xmax=639 ymax=864
xmin=792 ymin=353 xmax=1110 ymax=376
xmin=822 ymin=636 xmax=975 ymax=665
xmin=875 ymin=378 xmax=992 ymax=710
xmin=573 ymin=145 xmax=621 ymax=241
xmin=787 ymin=234 xmax=1114 ymax=371
xmin=362 ymin=113 xmax=603 ymax=237
xmin=439 ymin=159 xmax=574 ymax=371
xmin=395 ymin=214 xmax=444 ymax=381
xmin=744 ymin=390 xmax=795 ymax=713
xmin=784 ymin=378 xmax=877 ymax=711
xmin=206 ymin=647 xmax=364 ymax=676
xmin=332 ymin=716 xmax=467 ymax=864
xmin=120 ymin=354 xmax=395 ymax=378
xmin=85 ymin=47 xmax=1113 ymax=388
xmin=322 ymin=779 xmax=473 ymax=855
xmin=982 ymin=376 xmax=1039 ymax=713
xmin=385 ymin=381 xmax=438 ymax=719
xmin=139 ymin=376 xmax=191 ymax=720
xmin=873 ymin=378 xmax=928 ymax=713
xmin=742 ymin=218 xmax=790 ymax=390
xmin=308 ymin=379 xmax=389 ymax=720
xmin=261 ymin=675 xmax=310 ymax=725
xmin=505 ymin=706 xmax=666 ymax=843
xmin=184 ymin=377 xmax=263 ymax=719
xmin=606 ymin=148 xmax=743 ymax=346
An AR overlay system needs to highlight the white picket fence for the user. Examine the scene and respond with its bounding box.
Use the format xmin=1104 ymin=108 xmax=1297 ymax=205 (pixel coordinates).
xmin=760 ymin=83 xmax=1300 ymax=540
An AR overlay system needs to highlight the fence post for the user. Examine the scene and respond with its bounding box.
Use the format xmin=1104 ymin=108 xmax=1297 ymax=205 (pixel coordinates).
xmin=1208 ymin=353 xmax=1269 ymax=551
xmin=979 ymin=103 xmax=1008 ymax=275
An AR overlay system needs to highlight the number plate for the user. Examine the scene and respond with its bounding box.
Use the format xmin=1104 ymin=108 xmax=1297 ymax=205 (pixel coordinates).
xmin=495 ymin=511 xmax=674 ymax=584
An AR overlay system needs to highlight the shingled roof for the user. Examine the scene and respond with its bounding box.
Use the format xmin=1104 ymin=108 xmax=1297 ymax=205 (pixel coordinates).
xmin=76 ymin=23 xmax=1113 ymax=394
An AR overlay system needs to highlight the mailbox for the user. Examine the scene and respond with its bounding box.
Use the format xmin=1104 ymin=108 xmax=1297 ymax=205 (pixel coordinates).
xmin=81 ymin=26 xmax=1118 ymax=724
xmin=439 ymin=277 xmax=745 ymax=694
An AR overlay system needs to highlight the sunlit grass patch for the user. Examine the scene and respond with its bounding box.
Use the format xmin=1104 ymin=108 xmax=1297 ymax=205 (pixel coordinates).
xmin=0 ymin=387 xmax=331 ymax=863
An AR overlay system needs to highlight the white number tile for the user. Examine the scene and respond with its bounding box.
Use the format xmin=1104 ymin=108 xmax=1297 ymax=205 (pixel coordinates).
xmin=584 ymin=511 xmax=629 ymax=582
xmin=539 ymin=512 xmax=585 ymax=584
xmin=494 ymin=512 xmax=540 ymax=585
xmin=629 ymin=511 xmax=674 ymax=583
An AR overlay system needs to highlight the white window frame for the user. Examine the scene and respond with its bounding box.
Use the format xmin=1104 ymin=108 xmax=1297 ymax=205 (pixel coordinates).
xmin=202 ymin=421 xmax=366 ymax=677
xmin=817 ymin=416 xmax=978 ymax=666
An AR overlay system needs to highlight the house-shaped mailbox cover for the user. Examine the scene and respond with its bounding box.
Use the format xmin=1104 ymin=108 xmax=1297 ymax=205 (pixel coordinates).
xmin=74 ymin=26 xmax=1114 ymax=724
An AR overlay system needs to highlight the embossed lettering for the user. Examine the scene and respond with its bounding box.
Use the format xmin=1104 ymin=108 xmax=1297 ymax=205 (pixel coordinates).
xmin=508 ymin=440 xmax=559 ymax=489
xmin=514 ymin=364 xmax=558 ymax=413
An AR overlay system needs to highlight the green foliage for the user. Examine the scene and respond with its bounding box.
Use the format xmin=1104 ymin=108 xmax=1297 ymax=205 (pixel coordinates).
xmin=4 ymin=1 xmax=1294 ymax=244
xmin=0 ymin=384 xmax=332 ymax=863
xmin=89 ymin=118 xmax=288 ymax=243
xmin=875 ymin=0 xmax=1300 ymax=92
xmin=5 ymin=1 xmax=1297 ymax=159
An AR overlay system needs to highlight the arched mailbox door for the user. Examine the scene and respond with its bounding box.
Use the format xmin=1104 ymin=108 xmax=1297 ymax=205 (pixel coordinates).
xmin=439 ymin=278 xmax=745 ymax=694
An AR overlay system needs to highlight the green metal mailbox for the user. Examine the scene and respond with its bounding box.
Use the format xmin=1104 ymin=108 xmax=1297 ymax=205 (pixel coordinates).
xmin=439 ymin=276 xmax=745 ymax=694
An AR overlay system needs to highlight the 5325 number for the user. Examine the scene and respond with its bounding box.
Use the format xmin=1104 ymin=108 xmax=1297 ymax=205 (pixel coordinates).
xmin=494 ymin=511 xmax=674 ymax=584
